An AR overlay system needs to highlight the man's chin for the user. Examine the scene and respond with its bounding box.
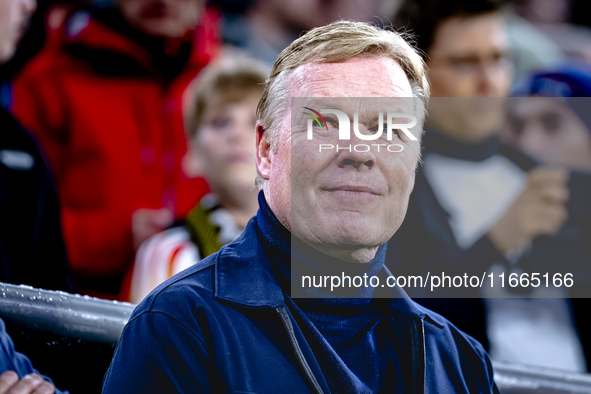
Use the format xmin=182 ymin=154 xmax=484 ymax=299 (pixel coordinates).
xmin=309 ymin=238 xmax=383 ymax=264
xmin=306 ymin=225 xmax=385 ymax=249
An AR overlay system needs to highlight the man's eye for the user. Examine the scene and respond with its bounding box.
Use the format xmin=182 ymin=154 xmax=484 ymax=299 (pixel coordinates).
xmin=392 ymin=129 xmax=407 ymax=142
xmin=326 ymin=118 xmax=338 ymax=127
xmin=369 ymin=125 xmax=404 ymax=139
xmin=369 ymin=124 xmax=388 ymax=134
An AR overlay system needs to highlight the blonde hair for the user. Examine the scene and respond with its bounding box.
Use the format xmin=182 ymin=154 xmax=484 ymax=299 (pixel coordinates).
xmin=255 ymin=20 xmax=430 ymax=188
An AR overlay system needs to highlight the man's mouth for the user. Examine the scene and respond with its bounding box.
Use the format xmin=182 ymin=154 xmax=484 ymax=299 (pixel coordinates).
xmin=323 ymin=185 xmax=380 ymax=196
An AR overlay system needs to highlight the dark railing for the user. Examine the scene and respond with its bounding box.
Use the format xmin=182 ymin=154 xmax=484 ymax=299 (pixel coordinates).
xmin=0 ymin=282 xmax=134 ymax=344
xmin=0 ymin=282 xmax=589 ymax=393
xmin=0 ymin=283 xmax=135 ymax=393
xmin=494 ymin=362 xmax=591 ymax=393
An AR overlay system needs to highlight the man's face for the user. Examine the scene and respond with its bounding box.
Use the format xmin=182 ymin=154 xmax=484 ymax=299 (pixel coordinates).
xmin=264 ymin=0 xmax=329 ymax=33
xmin=118 ymin=0 xmax=202 ymax=38
xmin=0 ymin=0 xmax=36 ymax=63
xmin=506 ymin=97 xmax=591 ymax=171
xmin=258 ymin=57 xmax=421 ymax=263
xmin=426 ymin=12 xmax=512 ymax=142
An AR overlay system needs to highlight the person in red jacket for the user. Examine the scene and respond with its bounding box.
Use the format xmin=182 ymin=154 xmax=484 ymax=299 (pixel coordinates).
xmin=12 ymin=0 xmax=219 ymax=299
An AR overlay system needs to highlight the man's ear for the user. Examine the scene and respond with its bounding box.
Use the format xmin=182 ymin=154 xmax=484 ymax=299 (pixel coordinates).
xmin=256 ymin=122 xmax=271 ymax=181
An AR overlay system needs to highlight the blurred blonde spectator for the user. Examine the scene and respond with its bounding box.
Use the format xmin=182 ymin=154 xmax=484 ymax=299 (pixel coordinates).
xmin=128 ymin=56 xmax=267 ymax=303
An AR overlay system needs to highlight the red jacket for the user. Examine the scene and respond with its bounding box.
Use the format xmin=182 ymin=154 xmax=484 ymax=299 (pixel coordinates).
xmin=12 ymin=7 xmax=219 ymax=299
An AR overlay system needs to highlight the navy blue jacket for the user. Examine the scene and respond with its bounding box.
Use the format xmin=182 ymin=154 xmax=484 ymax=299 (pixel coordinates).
xmin=103 ymin=213 xmax=498 ymax=393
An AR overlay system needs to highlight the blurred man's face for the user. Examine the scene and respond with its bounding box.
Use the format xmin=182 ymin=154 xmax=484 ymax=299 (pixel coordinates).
xmin=258 ymin=57 xmax=421 ymax=264
xmin=192 ymin=92 xmax=260 ymax=194
xmin=118 ymin=0 xmax=202 ymax=38
xmin=506 ymin=97 xmax=591 ymax=171
xmin=0 ymin=0 xmax=36 ymax=63
xmin=426 ymin=12 xmax=512 ymax=142
xmin=262 ymin=0 xmax=329 ymax=33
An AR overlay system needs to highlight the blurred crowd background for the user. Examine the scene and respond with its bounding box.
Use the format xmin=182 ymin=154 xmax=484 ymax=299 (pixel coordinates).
xmin=1 ymin=0 xmax=591 ymax=392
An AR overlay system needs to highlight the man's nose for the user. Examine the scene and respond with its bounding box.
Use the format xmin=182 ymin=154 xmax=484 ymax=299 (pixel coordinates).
xmin=477 ymin=62 xmax=509 ymax=97
xmin=336 ymin=145 xmax=375 ymax=170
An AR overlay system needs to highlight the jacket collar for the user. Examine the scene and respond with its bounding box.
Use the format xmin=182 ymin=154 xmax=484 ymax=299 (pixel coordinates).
xmin=214 ymin=217 xmax=285 ymax=309
xmin=213 ymin=215 xmax=432 ymax=322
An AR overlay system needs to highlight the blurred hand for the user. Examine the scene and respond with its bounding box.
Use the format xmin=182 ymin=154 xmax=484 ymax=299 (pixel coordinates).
xmin=132 ymin=208 xmax=174 ymax=250
xmin=0 ymin=371 xmax=54 ymax=394
xmin=488 ymin=167 xmax=569 ymax=255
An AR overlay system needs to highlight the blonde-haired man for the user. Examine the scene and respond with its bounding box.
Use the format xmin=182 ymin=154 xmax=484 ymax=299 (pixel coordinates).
xmin=104 ymin=21 xmax=498 ymax=393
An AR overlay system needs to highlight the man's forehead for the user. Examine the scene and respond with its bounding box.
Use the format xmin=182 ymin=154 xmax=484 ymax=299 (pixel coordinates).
xmin=298 ymin=96 xmax=414 ymax=116
xmin=289 ymin=56 xmax=413 ymax=98
xmin=429 ymin=13 xmax=508 ymax=56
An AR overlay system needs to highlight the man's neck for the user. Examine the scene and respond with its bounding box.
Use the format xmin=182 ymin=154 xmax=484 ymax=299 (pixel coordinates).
xmin=306 ymin=243 xmax=381 ymax=265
